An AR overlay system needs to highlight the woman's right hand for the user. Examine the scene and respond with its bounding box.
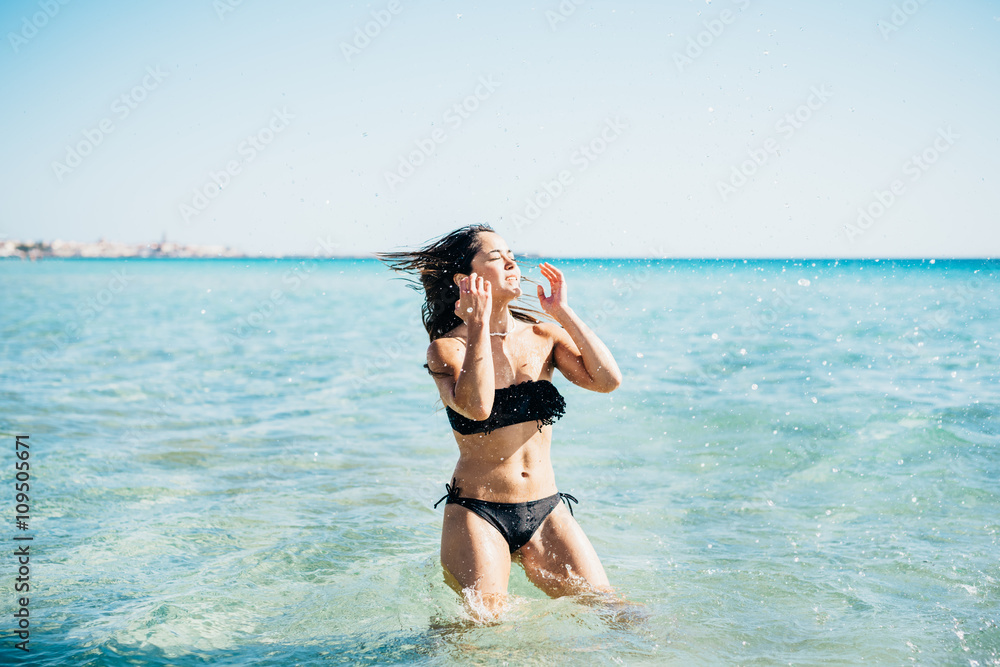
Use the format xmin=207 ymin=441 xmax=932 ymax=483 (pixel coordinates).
xmin=454 ymin=273 xmax=492 ymax=327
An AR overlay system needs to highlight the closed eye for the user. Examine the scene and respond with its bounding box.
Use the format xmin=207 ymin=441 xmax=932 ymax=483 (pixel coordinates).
xmin=488 ymin=250 xmax=517 ymax=262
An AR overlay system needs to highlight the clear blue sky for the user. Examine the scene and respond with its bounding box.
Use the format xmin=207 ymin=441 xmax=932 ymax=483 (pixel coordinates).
xmin=2 ymin=0 xmax=998 ymax=257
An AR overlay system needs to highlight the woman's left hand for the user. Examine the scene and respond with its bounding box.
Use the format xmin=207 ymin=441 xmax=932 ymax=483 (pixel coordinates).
xmin=537 ymin=262 xmax=570 ymax=316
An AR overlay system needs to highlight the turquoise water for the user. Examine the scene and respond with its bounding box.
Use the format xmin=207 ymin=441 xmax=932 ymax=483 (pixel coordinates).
xmin=1 ymin=258 xmax=998 ymax=665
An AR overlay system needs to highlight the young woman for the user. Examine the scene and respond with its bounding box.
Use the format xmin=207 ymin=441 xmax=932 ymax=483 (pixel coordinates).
xmin=379 ymin=224 xmax=622 ymax=619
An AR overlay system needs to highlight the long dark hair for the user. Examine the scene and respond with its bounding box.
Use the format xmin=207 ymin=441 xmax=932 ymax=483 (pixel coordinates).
xmin=377 ymin=224 xmax=543 ymax=341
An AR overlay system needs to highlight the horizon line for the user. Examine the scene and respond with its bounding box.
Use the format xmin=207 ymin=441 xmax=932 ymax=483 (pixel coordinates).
xmin=3 ymin=255 xmax=996 ymax=262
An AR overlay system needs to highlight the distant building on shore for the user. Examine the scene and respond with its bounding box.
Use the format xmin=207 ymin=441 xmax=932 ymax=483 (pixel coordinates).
xmin=0 ymin=238 xmax=245 ymax=260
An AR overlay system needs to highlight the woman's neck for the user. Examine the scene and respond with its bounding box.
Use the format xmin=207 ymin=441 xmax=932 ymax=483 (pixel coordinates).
xmin=489 ymin=305 xmax=514 ymax=336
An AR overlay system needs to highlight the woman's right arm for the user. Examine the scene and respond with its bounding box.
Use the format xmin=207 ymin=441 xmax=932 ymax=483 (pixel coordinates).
xmin=426 ymin=274 xmax=495 ymax=421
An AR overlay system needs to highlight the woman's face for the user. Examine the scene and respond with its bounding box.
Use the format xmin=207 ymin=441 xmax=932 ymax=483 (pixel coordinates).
xmin=459 ymin=231 xmax=521 ymax=300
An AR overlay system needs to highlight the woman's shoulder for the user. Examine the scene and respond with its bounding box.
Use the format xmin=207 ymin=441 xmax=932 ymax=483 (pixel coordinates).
xmin=426 ymin=329 xmax=466 ymax=367
xmin=525 ymin=321 xmax=576 ymax=358
xmin=527 ymin=320 xmax=563 ymax=340
xmin=427 ymin=324 xmax=467 ymax=348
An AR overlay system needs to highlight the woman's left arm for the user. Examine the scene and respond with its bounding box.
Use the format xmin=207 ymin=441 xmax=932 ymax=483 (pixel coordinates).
xmin=537 ymin=262 xmax=623 ymax=393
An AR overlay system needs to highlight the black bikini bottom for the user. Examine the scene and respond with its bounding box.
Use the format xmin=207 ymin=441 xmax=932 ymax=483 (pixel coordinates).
xmin=435 ymin=478 xmax=578 ymax=553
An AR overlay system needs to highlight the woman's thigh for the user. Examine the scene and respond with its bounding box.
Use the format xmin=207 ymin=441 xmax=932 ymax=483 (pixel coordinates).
xmin=440 ymin=504 xmax=512 ymax=597
xmin=517 ymin=503 xmax=611 ymax=597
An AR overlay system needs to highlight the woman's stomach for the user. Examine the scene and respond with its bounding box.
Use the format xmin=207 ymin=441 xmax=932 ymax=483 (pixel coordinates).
xmin=450 ymin=423 xmax=557 ymax=501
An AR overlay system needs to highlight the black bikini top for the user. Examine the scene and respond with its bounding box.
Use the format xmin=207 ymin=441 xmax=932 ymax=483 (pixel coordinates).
xmin=445 ymin=380 xmax=566 ymax=435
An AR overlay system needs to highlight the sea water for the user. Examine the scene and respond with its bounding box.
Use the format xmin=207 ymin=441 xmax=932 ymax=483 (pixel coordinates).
xmin=1 ymin=258 xmax=997 ymax=665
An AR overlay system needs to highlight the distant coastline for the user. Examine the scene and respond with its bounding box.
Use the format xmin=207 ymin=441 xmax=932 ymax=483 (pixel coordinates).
xmin=3 ymin=239 xmax=993 ymax=262
xmin=0 ymin=239 xmax=359 ymax=260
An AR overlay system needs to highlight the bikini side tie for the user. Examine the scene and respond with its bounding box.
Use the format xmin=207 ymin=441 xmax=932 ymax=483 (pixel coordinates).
xmin=434 ymin=480 xmax=578 ymax=517
xmin=433 ymin=478 xmax=461 ymax=509
xmin=558 ymin=492 xmax=578 ymax=516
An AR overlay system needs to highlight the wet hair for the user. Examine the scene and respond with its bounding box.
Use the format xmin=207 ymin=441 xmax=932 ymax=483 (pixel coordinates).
xmin=377 ymin=224 xmax=543 ymax=342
